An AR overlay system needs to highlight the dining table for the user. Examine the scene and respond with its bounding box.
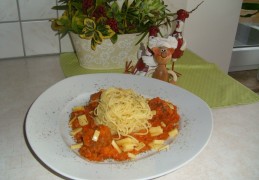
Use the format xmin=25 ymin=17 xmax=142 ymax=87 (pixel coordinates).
xmin=0 ymin=50 xmax=259 ymax=180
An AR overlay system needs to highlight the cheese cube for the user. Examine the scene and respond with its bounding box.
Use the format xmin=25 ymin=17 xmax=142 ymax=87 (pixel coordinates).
xmin=70 ymin=127 xmax=82 ymax=136
xmin=111 ymin=140 xmax=122 ymax=153
xmin=127 ymin=153 xmax=136 ymax=159
xmin=169 ymin=128 xmax=178 ymax=138
xmin=78 ymin=114 xmax=88 ymax=126
xmin=149 ymin=126 xmax=163 ymax=136
xmin=72 ymin=106 xmax=85 ymax=112
xmin=92 ymin=130 xmax=100 ymax=142
xmin=116 ymin=137 xmax=138 ymax=146
xmin=70 ymin=142 xmax=83 ymax=149
xmin=68 ymin=116 xmax=76 ymax=127
xmin=135 ymin=142 xmax=145 ymax=151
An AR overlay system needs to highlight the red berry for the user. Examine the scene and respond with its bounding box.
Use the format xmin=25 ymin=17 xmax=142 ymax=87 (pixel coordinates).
xmin=149 ymin=26 xmax=159 ymax=36
xmin=93 ymin=5 xmax=107 ymax=19
xmin=177 ymin=9 xmax=189 ymax=21
xmin=106 ymin=18 xmax=119 ymax=33
xmin=82 ymin=0 xmax=94 ymax=14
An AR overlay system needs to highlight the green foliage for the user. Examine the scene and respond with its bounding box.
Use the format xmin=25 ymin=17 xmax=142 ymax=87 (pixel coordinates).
xmin=51 ymin=0 xmax=175 ymax=50
xmin=241 ymin=2 xmax=259 ymax=18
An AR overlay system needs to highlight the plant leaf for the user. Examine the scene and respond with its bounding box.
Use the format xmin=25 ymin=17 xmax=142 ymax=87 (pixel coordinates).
xmin=93 ymin=30 xmax=103 ymax=44
xmin=84 ymin=18 xmax=96 ymax=31
xmin=91 ymin=39 xmax=97 ymax=50
xmin=242 ymin=3 xmax=259 ymax=10
xmin=135 ymin=31 xmax=148 ymax=45
xmin=57 ymin=27 xmax=69 ymax=38
xmin=71 ymin=2 xmax=82 ymax=11
xmin=96 ymin=0 xmax=105 ymax=7
xmin=241 ymin=11 xmax=259 ymax=17
xmin=52 ymin=5 xmax=67 ymax=10
xmin=57 ymin=15 xmax=69 ymax=26
xmin=110 ymin=33 xmax=118 ymax=44
xmin=81 ymin=29 xmax=95 ymax=39
xmin=111 ymin=1 xmax=120 ymax=13
xmin=97 ymin=25 xmax=115 ymax=39
xmin=72 ymin=15 xmax=84 ymax=33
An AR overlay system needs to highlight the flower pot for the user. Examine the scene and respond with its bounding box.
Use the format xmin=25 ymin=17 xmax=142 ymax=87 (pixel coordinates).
xmin=70 ymin=33 xmax=147 ymax=70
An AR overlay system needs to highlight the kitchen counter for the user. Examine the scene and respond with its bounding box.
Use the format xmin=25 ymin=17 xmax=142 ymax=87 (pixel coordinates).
xmin=1 ymin=55 xmax=259 ymax=180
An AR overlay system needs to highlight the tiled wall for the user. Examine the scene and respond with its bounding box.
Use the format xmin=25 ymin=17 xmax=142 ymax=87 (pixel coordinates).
xmin=0 ymin=0 xmax=178 ymax=60
xmin=0 ymin=0 xmax=73 ymax=59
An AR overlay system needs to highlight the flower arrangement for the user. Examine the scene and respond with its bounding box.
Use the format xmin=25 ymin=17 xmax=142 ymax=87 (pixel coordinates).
xmin=51 ymin=0 xmax=175 ymax=50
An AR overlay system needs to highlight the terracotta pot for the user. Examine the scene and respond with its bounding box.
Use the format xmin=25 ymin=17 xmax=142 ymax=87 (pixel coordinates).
xmin=70 ymin=33 xmax=147 ymax=70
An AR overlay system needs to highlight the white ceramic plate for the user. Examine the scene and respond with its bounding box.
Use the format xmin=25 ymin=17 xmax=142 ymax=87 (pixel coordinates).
xmin=25 ymin=73 xmax=213 ymax=180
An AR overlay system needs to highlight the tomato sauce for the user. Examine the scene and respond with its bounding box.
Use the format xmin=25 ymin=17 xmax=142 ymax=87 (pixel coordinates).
xmin=69 ymin=92 xmax=180 ymax=162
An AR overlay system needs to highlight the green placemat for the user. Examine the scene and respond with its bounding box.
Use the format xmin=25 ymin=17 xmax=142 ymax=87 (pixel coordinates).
xmin=60 ymin=50 xmax=259 ymax=108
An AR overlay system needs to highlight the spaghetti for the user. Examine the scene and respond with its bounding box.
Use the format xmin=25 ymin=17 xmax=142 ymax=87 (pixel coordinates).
xmin=94 ymin=87 xmax=153 ymax=138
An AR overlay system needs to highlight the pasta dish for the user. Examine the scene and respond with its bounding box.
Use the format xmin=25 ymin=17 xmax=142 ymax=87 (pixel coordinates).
xmin=69 ymin=87 xmax=180 ymax=162
xmin=94 ymin=88 xmax=153 ymax=137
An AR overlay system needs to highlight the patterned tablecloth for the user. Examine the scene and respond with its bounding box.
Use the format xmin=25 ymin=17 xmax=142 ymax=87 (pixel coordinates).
xmin=59 ymin=50 xmax=259 ymax=108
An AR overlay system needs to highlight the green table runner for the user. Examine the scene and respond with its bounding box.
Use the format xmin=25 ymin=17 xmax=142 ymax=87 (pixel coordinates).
xmin=60 ymin=50 xmax=259 ymax=108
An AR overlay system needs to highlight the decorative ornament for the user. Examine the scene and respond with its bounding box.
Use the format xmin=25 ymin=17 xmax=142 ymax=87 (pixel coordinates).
xmin=150 ymin=36 xmax=178 ymax=83
xmin=125 ymin=1 xmax=204 ymax=84
xmin=170 ymin=9 xmax=189 ymax=74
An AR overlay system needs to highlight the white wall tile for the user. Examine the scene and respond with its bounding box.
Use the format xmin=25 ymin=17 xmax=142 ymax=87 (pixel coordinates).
xmin=0 ymin=23 xmax=24 ymax=58
xmin=60 ymin=35 xmax=74 ymax=53
xmin=0 ymin=0 xmax=19 ymax=22
xmin=18 ymin=0 xmax=57 ymax=20
xmin=22 ymin=21 xmax=59 ymax=56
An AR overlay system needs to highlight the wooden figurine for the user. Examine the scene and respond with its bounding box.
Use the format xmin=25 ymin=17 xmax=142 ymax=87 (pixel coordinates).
xmin=151 ymin=46 xmax=175 ymax=82
xmin=149 ymin=36 xmax=178 ymax=84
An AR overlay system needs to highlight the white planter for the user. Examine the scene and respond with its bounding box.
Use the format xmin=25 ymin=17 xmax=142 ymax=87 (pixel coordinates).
xmin=70 ymin=33 xmax=146 ymax=70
